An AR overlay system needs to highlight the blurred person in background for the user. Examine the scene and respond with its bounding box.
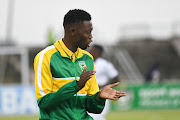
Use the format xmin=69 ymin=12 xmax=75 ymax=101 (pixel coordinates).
xmin=145 ymin=60 xmax=161 ymax=84
xmin=88 ymin=44 xmax=120 ymax=120
xmin=34 ymin=9 xmax=126 ymax=120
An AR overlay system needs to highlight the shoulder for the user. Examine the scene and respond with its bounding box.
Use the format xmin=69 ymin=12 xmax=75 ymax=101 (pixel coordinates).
xmin=42 ymin=45 xmax=57 ymax=55
xmin=35 ymin=45 xmax=57 ymax=60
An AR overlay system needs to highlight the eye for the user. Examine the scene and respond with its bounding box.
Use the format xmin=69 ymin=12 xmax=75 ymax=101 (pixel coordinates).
xmin=89 ymin=30 xmax=92 ymax=34
xmin=86 ymin=31 xmax=91 ymax=34
xmin=86 ymin=29 xmax=92 ymax=35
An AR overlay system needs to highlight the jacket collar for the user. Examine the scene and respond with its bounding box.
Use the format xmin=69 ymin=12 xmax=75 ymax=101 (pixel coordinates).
xmin=54 ymin=39 xmax=83 ymax=60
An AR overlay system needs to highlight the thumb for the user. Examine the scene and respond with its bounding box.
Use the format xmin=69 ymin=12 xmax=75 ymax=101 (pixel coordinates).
xmin=109 ymin=82 xmax=120 ymax=88
xmin=82 ymin=66 xmax=87 ymax=72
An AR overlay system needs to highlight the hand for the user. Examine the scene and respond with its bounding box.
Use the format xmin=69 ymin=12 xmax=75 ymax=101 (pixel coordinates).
xmin=98 ymin=82 xmax=126 ymax=101
xmin=77 ymin=66 xmax=96 ymax=89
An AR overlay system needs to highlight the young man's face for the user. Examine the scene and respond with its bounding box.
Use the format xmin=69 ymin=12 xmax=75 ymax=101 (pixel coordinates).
xmin=74 ymin=21 xmax=93 ymax=50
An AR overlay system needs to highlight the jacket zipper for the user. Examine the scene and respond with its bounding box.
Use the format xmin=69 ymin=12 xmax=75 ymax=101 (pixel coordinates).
xmin=73 ymin=56 xmax=79 ymax=120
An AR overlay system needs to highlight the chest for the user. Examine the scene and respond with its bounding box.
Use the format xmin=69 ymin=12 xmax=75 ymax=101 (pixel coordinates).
xmin=50 ymin=53 xmax=93 ymax=78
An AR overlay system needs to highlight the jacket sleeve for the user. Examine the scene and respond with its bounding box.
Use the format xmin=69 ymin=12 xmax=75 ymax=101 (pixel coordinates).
xmin=37 ymin=80 xmax=80 ymax=110
xmin=34 ymin=51 xmax=80 ymax=110
xmin=85 ymin=67 xmax=106 ymax=113
xmin=86 ymin=92 xmax=106 ymax=113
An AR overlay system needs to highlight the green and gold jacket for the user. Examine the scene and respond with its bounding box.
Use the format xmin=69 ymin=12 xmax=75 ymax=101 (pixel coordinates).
xmin=34 ymin=39 xmax=105 ymax=120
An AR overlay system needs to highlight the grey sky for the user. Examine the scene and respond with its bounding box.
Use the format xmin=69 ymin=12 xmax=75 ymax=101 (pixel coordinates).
xmin=0 ymin=0 xmax=180 ymax=46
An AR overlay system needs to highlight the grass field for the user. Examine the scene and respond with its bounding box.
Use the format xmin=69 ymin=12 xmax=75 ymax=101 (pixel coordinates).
xmin=107 ymin=109 xmax=180 ymax=120
xmin=0 ymin=109 xmax=180 ymax=120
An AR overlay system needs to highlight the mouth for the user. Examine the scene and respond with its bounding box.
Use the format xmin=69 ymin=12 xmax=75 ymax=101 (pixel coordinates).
xmin=87 ymin=40 xmax=92 ymax=47
xmin=87 ymin=43 xmax=91 ymax=47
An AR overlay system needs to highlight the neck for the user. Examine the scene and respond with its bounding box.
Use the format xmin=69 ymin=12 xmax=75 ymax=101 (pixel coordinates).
xmin=63 ymin=37 xmax=77 ymax=53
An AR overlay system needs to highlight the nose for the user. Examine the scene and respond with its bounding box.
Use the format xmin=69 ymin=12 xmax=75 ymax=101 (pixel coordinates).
xmin=89 ymin=33 xmax=93 ymax=39
xmin=90 ymin=39 xmax=93 ymax=42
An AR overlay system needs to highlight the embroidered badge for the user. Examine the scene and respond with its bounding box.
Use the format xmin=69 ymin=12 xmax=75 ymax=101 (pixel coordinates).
xmin=78 ymin=61 xmax=86 ymax=71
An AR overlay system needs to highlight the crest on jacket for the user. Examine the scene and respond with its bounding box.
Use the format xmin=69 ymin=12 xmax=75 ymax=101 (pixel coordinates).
xmin=78 ymin=61 xmax=86 ymax=71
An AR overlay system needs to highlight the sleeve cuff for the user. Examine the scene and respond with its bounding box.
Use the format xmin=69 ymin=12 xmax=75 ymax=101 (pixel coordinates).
xmin=72 ymin=80 xmax=81 ymax=92
xmin=94 ymin=92 xmax=106 ymax=104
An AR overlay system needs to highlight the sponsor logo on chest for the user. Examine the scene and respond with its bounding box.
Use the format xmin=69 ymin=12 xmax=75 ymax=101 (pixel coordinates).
xmin=78 ymin=61 xmax=86 ymax=71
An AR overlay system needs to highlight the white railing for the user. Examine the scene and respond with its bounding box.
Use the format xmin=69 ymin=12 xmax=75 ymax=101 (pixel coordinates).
xmin=0 ymin=46 xmax=30 ymax=85
xmin=105 ymin=47 xmax=144 ymax=83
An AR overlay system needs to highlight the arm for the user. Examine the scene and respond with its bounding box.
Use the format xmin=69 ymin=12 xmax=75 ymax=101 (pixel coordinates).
xmin=37 ymin=80 xmax=80 ymax=110
xmin=85 ymin=68 xmax=106 ymax=113
xmin=34 ymin=52 xmax=80 ymax=110
xmin=86 ymin=81 xmax=126 ymax=113
xmin=86 ymin=92 xmax=106 ymax=114
xmin=77 ymin=66 xmax=126 ymax=113
xmin=77 ymin=66 xmax=106 ymax=113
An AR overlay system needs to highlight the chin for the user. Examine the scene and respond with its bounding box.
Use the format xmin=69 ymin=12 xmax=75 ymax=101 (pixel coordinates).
xmin=79 ymin=46 xmax=88 ymax=50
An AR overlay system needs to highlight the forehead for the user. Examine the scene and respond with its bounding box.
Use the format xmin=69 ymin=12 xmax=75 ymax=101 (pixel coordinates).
xmin=78 ymin=21 xmax=93 ymax=30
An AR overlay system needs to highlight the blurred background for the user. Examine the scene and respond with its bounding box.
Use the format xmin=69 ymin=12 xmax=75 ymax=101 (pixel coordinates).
xmin=0 ymin=0 xmax=180 ymax=119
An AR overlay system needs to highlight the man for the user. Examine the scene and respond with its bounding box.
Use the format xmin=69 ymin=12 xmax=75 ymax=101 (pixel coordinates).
xmin=88 ymin=45 xmax=120 ymax=120
xmin=34 ymin=9 xmax=126 ymax=120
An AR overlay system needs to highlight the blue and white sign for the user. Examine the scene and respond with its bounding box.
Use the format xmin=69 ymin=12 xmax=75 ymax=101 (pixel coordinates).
xmin=0 ymin=85 xmax=39 ymax=115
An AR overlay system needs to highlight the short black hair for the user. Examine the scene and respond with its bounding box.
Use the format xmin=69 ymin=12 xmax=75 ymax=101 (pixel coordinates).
xmin=63 ymin=9 xmax=91 ymax=27
xmin=92 ymin=44 xmax=104 ymax=56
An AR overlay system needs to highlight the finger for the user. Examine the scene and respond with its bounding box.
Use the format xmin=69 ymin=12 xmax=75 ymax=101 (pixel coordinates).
xmin=116 ymin=94 xmax=126 ymax=98
xmin=87 ymin=70 xmax=96 ymax=76
xmin=109 ymin=82 xmax=120 ymax=88
xmin=120 ymin=93 xmax=126 ymax=96
xmin=114 ymin=95 xmax=121 ymax=98
xmin=116 ymin=92 xmax=126 ymax=94
xmin=120 ymin=92 xmax=126 ymax=96
xmin=83 ymin=66 xmax=87 ymax=73
xmin=114 ymin=94 xmax=119 ymax=97
xmin=86 ymin=75 xmax=92 ymax=80
xmin=116 ymin=92 xmax=126 ymax=97
xmin=115 ymin=91 xmax=121 ymax=94
xmin=91 ymin=71 xmax=96 ymax=75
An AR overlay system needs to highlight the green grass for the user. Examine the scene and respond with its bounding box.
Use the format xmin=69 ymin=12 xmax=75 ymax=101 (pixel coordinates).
xmin=0 ymin=115 xmax=39 ymax=120
xmin=106 ymin=109 xmax=180 ymax=120
xmin=0 ymin=109 xmax=180 ymax=120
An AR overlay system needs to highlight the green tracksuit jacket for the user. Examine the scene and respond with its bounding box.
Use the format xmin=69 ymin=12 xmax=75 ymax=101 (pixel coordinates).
xmin=34 ymin=39 xmax=106 ymax=120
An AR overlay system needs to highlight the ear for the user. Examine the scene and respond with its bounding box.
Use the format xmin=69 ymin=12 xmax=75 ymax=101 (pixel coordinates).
xmin=70 ymin=27 xmax=76 ymax=37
